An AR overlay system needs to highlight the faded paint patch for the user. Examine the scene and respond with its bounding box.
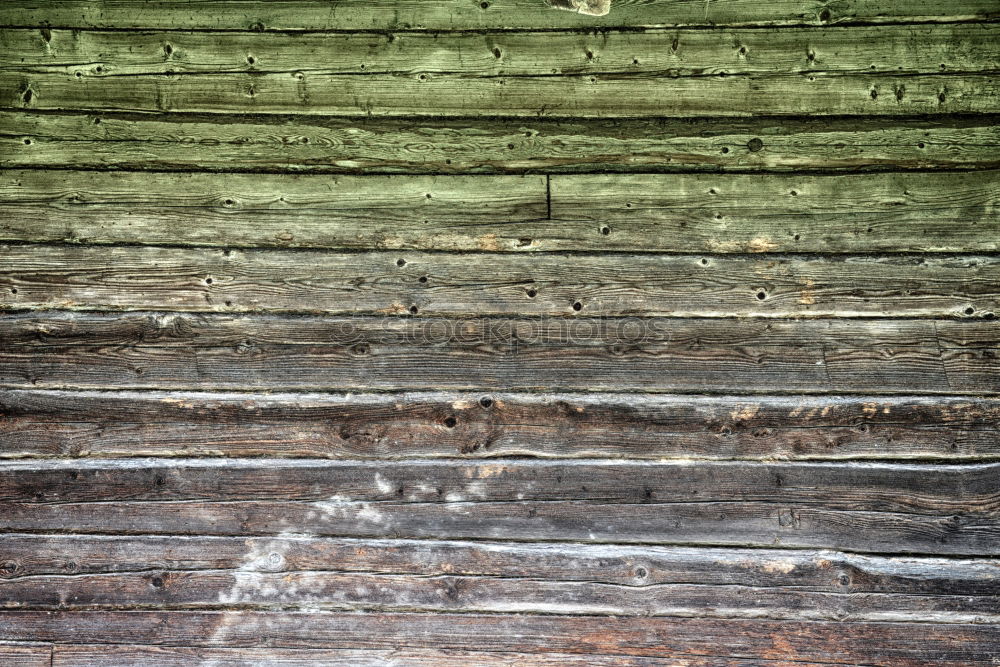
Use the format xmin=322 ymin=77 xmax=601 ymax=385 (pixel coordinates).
xmin=799 ymin=278 xmax=816 ymax=305
xmin=546 ymin=0 xmax=611 ymax=16
xmin=730 ymin=404 xmax=760 ymax=421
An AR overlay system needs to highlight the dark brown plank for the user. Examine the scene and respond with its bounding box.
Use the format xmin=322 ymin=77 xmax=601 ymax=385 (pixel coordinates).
xmin=2 ymin=536 xmax=997 ymax=622
xmin=3 ymin=245 xmax=1000 ymax=317
xmin=1 ymin=313 xmax=997 ymax=394
xmin=4 ymin=389 xmax=999 ymax=460
xmin=5 ymin=112 xmax=999 ymax=175
xmin=4 ymin=611 xmax=998 ymax=665
xmin=0 ymin=645 xmax=49 ymax=667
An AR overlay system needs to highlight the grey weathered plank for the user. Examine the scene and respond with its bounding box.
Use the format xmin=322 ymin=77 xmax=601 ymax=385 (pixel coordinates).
xmin=4 ymin=169 xmax=1000 ymax=253
xmin=5 ymin=69 xmax=995 ymax=117
xmin=3 ymin=245 xmax=1000 ymax=317
xmin=2 ymin=313 xmax=996 ymax=393
xmin=1 ymin=459 xmax=997 ymax=554
xmin=0 ymin=645 xmax=49 ymax=667
xmin=4 ymin=389 xmax=999 ymax=460
xmin=2 ymin=536 xmax=997 ymax=621
xmin=5 ymin=112 xmax=999 ymax=174
xmin=5 ymin=26 xmax=997 ymax=78
xmin=1 ymin=0 xmax=997 ymax=30
xmin=6 ymin=458 xmax=996 ymax=510
xmin=4 ymin=611 xmax=999 ymax=665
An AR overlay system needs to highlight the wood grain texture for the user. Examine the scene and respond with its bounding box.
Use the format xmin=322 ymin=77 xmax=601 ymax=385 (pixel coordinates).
xmin=1 ymin=313 xmax=997 ymax=394
xmin=6 ymin=26 xmax=998 ymax=77
xmin=5 ymin=389 xmax=999 ymax=460
xmin=6 ymin=68 xmax=996 ymax=117
xmin=3 ymin=245 xmax=1000 ymax=317
xmin=1 ymin=536 xmax=997 ymax=622
xmin=4 ymin=169 xmax=999 ymax=253
xmin=6 ymin=112 xmax=999 ymax=174
xmin=2 ymin=459 xmax=998 ymax=554
xmin=2 ymin=0 xmax=997 ymax=30
xmin=3 ymin=611 xmax=999 ymax=665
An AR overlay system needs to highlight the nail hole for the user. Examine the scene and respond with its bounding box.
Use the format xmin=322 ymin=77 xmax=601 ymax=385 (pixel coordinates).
xmin=526 ymin=289 xmax=537 ymax=298
xmin=224 ymin=199 xmax=234 ymax=206
xmin=75 ymin=71 xmax=82 ymax=78
xmin=409 ymin=305 xmax=419 ymax=314
xmin=870 ymin=89 xmax=878 ymax=100
xmin=917 ymin=142 xmax=925 ymax=149
xmin=443 ymin=416 xmax=457 ymax=428
xmin=23 ymin=138 xmax=31 ymax=145
xmin=721 ymin=147 xmax=729 ymax=154
xmin=965 ymin=307 xmax=975 ymax=315
xmin=247 ymin=56 xmax=255 ymax=65
xmin=790 ymin=190 xmax=798 ymax=196
xmin=819 ymin=8 xmax=832 ymax=21
xmin=480 ymin=1 xmax=489 ymax=8
xmin=492 ymin=47 xmax=501 ymax=58
xmin=164 ymin=44 xmax=173 ymax=56
xmin=225 ymin=300 xmax=233 ymax=307
xmin=572 ymin=301 xmax=583 ymax=311
xmin=700 ymin=259 xmax=708 ymax=266
xmin=10 ymin=288 xmax=17 ymax=294
xmin=585 ymin=50 xmax=594 ymax=60
xmin=600 ymin=226 xmax=611 ymax=235
xmin=352 ymin=344 xmax=369 ymax=355
xmin=425 ymin=193 xmax=432 ymax=199
xmin=747 ymin=137 xmax=763 ymax=152
xmin=756 ymin=290 xmax=767 ymax=300
xmin=634 ymin=567 xmax=648 ymax=578
xmin=397 ymin=258 xmax=407 ymax=267
xmin=151 ymin=576 xmax=164 ymax=588
xmin=479 ymin=396 xmax=494 ymax=408
xmin=794 ymin=234 xmax=800 ymax=241
xmin=418 ymin=276 xmax=428 ymax=283
xmin=205 ymin=277 xmax=213 ymax=284
xmin=507 ymin=143 xmax=515 ymax=149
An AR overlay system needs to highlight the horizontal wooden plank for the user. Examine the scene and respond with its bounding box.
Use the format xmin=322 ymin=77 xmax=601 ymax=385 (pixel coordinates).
xmin=0 ymin=645 xmax=49 ymax=667
xmin=5 ymin=112 xmax=999 ymax=174
xmin=6 ymin=69 xmax=995 ymax=117
xmin=2 ymin=313 xmax=996 ymax=393
xmin=3 ymin=246 xmax=1000 ymax=317
xmin=6 ymin=26 xmax=998 ymax=78
xmin=7 ymin=458 xmax=996 ymax=510
xmin=56 ymin=648 xmax=863 ymax=667
xmin=48 ymin=646 xmax=813 ymax=667
xmin=4 ymin=389 xmax=999 ymax=460
xmin=2 ymin=0 xmax=997 ymax=30
xmin=2 ymin=536 xmax=997 ymax=621
xmin=4 ymin=169 xmax=1000 ymax=253
xmin=5 ymin=611 xmax=999 ymax=665
xmin=2 ymin=459 xmax=998 ymax=554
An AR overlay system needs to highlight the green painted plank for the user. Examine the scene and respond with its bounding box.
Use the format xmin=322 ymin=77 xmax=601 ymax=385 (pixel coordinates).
xmin=5 ymin=69 xmax=993 ymax=117
xmin=1 ymin=0 xmax=997 ymax=30
xmin=4 ymin=112 xmax=1000 ymax=174
xmin=2 ymin=25 xmax=996 ymax=117
xmin=3 ymin=170 xmax=997 ymax=253
xmin=5 ymin=26 xmax=997 ymax=77
xmin=2 ymin=245 xmax=999 ymax=317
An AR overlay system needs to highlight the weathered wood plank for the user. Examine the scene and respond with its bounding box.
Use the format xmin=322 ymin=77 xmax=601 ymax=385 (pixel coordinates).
xmin=0 ymin=645 xmax=49 ymax=667
xmin=4 ymin=169 xmax=1000 ymax=253
xmin=4 ymin=611 xmax=998 ymax=665
xmin=6 ymin=112 xmax=999 ymax=174
xmin=1 ymin=460 xmax=997 ymax=554
xmin=2 ymin=0 xmax=997 ymax=30
xmin=4 ymin=389 xmax=999 ymax=460
xmin=2 ymin=536 xmax=997 ymax=621
xmin=5 ymin=69 xmax=995 ymax=117
xmin=2 ymin=313 xmax=996 ymax=393
xmin=3 ymin=246 xmax=1000 ymax=317
xmin=5 ymin=26 xmax=998 ymax=78
xmin=6 ymin=458 xmax=996 ymax=510
xmin=49 ymin=646 xmax=826 ymax=667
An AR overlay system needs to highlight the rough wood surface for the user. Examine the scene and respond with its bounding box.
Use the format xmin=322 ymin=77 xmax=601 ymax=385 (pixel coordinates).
xmin=3 ymin=245 xmax=1000 ymax=317
xmin=6 ymin=112 xmax=999 ymax=174
xmin=1 ymin=536 xmax=997 ymax=622
xmin=1 ymin=313 xmax=997 ymax=394
xmin=2 ymin=0 xmax=997 ymax=30
xmin=4 ymin=169 xmax=999 ymax=253
xmin=6 ymin=69 xmax=996 ymax=117
xmin=3 ymin=611 xmax=998 ymax=666
xmin=6 ymin=26 xmax=998 ymax=78
xmin=4 ymin=389 xmax=998 ymax=460
xmin=1 ymin=459 xmax=997 ymax=554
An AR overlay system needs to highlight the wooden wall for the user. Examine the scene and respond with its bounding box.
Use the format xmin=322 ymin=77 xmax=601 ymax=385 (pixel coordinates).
xmin=1 ymin=0 xmax=999 ymax=664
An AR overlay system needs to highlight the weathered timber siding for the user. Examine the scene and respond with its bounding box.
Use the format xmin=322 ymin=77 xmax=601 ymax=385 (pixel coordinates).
xmin=0 ymin=1 xmax=997 ymax=664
